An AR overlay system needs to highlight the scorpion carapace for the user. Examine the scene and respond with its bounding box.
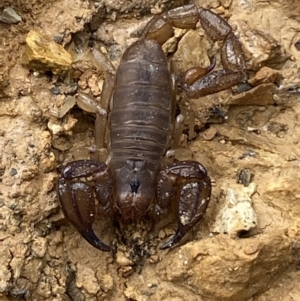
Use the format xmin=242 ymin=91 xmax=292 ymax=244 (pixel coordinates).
xmin=112 ymin=159 xmax=157 ymax=220
xmin=58 ymin=4 xmax=247 ymax=251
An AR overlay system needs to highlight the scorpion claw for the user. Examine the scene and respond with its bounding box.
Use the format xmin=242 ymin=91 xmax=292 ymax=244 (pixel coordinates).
xmin=80 ymin=229 xmax=111 ymax=252
xmin=58 ymin=179 xmax=111 ymax=252
xmin=159 ymin=162 xmax=211 ymax=250
xmin=57 ymin=161 xmax=112 ymax=252
xmin=159 ymin=225 xmax=184 ymax=250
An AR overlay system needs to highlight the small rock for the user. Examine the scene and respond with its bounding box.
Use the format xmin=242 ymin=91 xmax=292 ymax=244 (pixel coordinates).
xmin=132 ymin=231 xmax=142 ymax=240
xmin=32 ymin=237 xmax=48 ymax=258
xmin=236 ymin=168 xmax=252 ymax=187
xmin=52 ymin=284 xmax=65 ymax=295
xmin=119 ymin=266 xmax=133 ymax=277
xmin=162 ymin=36 xmax=179 ymax=54
xmin=116 ymin=252 xmax=134 ymax=267
xmin=172 ymin=29 xmax=210 ymax=72
xmin=248 ymin=66 xmax=283 ymax=86
xmin=243 ymin=243 xmax=259 ymax=255
xmin=22 ymin=30 xmax=72 ymax=74
xmin=203 ymin=127 xmax=217 ymax=141
xmin=231 ymin=83 xmax=278 ymax=106
xmin=219 ymin=0 xmax=232 ymax=8
xmin=98 ymin=274 xmax=113 ymax=292
xmin=149 ymin=254 xmax=160 ymax=264
xmin=234 ymin=20 xmax=287 ymax=69
xmin=124 ymin=286 xmax=140 ymax=300
xmin=164 ymin=228 xmax=175 ymax=237
xmin=212 ymin=182 xmax=258 ymax=235
xmin=50 ymin=86 xmax=61 ymax=95
xmin=76 ymin=264 xmax=100 ymax=295
xmin=10 ymin=168 xmax=17 ymax=176
xmin=47 ymin=120 xmax=64 ymax=136
xmin=174 ymin=148 xmax=193 ymax=161
xmin=0 ymin=7 xmax=22 ymax=24
xmin=158 ymin=229 xmax=166 ymax=239
xmin=51 ymin=135 xmax=72 ymax=152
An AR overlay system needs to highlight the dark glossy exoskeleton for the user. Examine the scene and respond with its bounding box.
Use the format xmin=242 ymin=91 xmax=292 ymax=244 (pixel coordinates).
xmin=58 ymin=4 xmax=247 ymax=251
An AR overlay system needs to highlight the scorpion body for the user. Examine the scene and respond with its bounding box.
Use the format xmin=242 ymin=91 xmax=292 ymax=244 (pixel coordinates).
xmin=58 ymin=4 xmax=247 ymax=252
xmin=110 ymin=39 xmax=173 ymax=219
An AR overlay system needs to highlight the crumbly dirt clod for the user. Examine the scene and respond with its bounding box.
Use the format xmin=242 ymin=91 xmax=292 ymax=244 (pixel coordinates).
xmin=1 ymin=1 xmax=300 ymax=301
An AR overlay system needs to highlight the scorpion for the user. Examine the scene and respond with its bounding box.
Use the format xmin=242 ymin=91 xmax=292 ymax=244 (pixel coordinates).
xmin=57 ymin=4 xmax=247 ymax=252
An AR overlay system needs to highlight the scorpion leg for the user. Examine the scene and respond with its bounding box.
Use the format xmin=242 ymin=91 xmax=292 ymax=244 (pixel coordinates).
xmin=91 ymin=48 xmax=116 ymax=162
xmin=75 ymin=47 xmax=116 ymax=162
xmin=158 ymin=161 xmax=211 ymax=250
xmin=58 ymin=160 xmax=112 ymax=251
xmin=171 ymin=57 xmax=216 ymax=149
xmin=71 ymin=44 xmax=115 ymax=117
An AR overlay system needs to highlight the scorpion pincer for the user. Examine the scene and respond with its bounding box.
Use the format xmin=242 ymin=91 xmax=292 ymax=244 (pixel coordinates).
xmin=57 ymin=4 xmax=247 ymax=251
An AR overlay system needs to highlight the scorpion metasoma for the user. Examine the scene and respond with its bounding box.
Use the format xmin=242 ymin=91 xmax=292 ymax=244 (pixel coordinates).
xmin=57 ymin=4 xmax=247 ymax=251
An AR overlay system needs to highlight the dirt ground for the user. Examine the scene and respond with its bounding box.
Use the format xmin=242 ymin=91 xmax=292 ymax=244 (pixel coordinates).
xmin=1 ymin=0 xmax=300 ymax=300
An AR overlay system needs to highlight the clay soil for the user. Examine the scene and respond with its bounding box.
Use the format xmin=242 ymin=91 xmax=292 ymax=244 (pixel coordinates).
xmin=1 ymin=0 xmax=300 ymax=301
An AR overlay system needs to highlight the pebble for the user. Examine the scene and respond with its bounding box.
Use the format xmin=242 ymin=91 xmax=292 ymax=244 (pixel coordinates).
xmin=22 ymin=30 xmax=72 ymax=74
xmin=10 ymin=168 xmax=17 ymax=176
xmin=0 ymin=7 xmax=22 ymax=24
xmin=116 ymin=252 xmax=134 ymax=266
xmin=203 ymin=127 xmax=217 ymax=141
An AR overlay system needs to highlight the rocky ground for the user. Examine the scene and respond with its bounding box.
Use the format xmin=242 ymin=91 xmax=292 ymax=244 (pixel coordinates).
xmin=1 ymin=0 xmax=300 ymax=300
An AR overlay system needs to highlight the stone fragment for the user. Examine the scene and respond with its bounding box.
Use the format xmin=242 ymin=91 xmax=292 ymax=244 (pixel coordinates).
xmin=32 ymin=237 xmax=48 ymax=258
xmin=76 ymin=264 xmax=100 ymax=295
xmin=173 ymin=148 xmax=193 ymax=161
xmin=248 ymin=66 xmax=283 ymax=86
xmin=158 ymin=231 xmax=291 ymax=301
xmin=149 ymin=254 xmax=160 ymax=264
xmin=172 ymin=29 xmax=210 ymax=73
xmin=233 ymin=20 xmax=288 ymax=69
xmin=99 ymin=274 xmax=114 ymax=292
xmin=202 ymin=127 xmax=217 ymax=141
xmin=0 ymin=246 xmax=12 ymax=293
xmin=236 ymin=168 xmax=252 ymax=187
xmin=0 ymin=7 xmax=22 ymax=24
xmin=231 ymin=83 xmax=278 ymax=106
xmin=260 ymin=167 xmax=300 ymax=219
xmin=116 ymin=252 xmax=134 ymax=266
xmin=22 ymin=30 xmax=72 ymax=74
xmin=219 ymin=0 xmax=232 ymax=8
xmin=124 ymin=286 xmax=141 ymax=300
xmin=212 ymin=182 xmax=257 ymax=235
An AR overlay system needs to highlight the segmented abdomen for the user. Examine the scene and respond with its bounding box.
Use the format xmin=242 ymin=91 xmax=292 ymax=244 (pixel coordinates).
xmin=110 ymin=39 xmax=172 ymax=168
